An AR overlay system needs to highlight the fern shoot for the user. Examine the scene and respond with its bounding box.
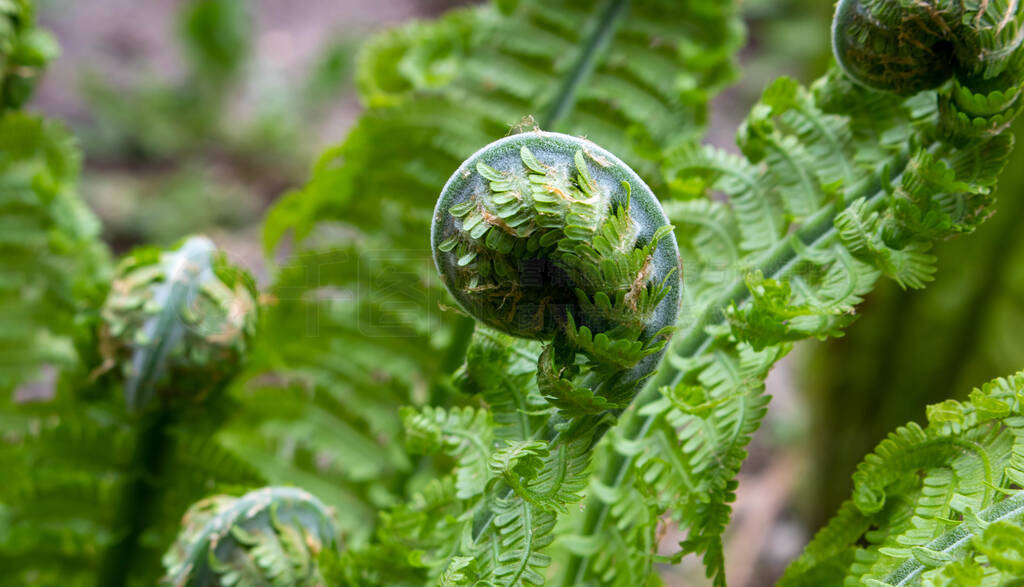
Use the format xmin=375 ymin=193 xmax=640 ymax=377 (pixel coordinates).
xmin=97 ymin=236 xmax=259 ymax=412
xmin=360 ymin=130 xmax=681 ymax=584
xmin=432 ymin=131 xmax=680 ymax=366
xmin=162 ymin=486 xmax=339 ymax=587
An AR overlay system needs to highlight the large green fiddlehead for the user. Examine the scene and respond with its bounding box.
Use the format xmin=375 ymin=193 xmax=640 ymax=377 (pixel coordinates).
xmin=432 ymin=130 xmax=680 ymax=398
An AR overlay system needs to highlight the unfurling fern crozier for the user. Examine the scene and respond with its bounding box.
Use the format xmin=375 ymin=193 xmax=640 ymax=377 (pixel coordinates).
xmin=162 ymin=487 xmax=340 ymax=587
xmin=432 ymin=131 xmax=681 ymax=405
xmin=99 ymin=236 xmax=259 ymax=412
xmin=833 ymin=0 xmax=1024 ymax=143
xmin=416 ymin=131 xmax=682 ymax=584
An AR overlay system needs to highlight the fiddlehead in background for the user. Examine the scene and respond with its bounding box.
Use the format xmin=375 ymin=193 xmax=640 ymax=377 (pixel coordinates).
xmin=162 ymin=486 xmax=340 ymax=587
xmin=98 ymin=235 xmax=259 ymax=412
xmin=833 ymin=0 xmax=1024 ymax=142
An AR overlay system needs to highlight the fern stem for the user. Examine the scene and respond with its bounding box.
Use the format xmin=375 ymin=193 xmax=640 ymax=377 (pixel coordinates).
xmin=97 ymin=410 xmax=173 ymax=587
xmin=539 ymin=0 xmax=629 ymax=129
xmin=885 ymin=490 xmax=1024 ymax=585
xmin=561 ymin=151 xmax=915 ymax=583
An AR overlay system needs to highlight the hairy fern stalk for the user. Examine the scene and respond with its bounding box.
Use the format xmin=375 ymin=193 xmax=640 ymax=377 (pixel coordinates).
xmin=5 ymin=0 xmax=1024 ymax=586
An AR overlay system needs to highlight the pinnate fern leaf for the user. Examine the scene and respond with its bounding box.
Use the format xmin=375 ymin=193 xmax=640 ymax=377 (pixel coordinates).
xmin=782 ymin=371 xmax=1024 ymax=586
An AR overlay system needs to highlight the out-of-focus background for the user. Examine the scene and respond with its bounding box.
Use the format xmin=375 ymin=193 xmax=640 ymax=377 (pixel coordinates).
xmin=27 ymin=1 xmax=1024 ymax=584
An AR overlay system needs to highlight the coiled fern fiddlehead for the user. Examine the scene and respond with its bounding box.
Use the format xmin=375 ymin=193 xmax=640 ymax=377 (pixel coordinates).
xmin=833 ymin=0 xmax=1024 ymax=142
xmin=163 ymin=487 xmax=340 ymax=587
xmin=433 ymin=130 xmax=681 ymax=401
xmin=99 ymin=235 xmax=259 ymax=412
xmin=408 ymin=130 xmax=682 ymax=582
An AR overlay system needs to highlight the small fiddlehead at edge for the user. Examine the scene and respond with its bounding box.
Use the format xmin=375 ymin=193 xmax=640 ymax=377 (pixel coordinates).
xmin=833 ymin=0 xmax=1024 ymax=94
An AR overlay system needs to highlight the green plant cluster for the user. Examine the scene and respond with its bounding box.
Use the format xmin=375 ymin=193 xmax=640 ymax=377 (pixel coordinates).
xmin=5 ymin=1 xmax=1024 ymax=586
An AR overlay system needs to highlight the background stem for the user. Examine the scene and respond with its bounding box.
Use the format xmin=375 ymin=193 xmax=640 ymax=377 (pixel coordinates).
xmin=98 ymin=410 xmax=172 ymax=587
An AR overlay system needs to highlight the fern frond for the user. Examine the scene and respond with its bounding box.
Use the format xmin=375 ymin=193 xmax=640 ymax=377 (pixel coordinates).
xmin=571 ymin=11 xmax=1024 ymax=582
xmin=0 ymin=112 xmax=109 ymax=393
xmin=782 ymin=371 xmax=1024 ymax=586
xmin=403 ymin=405 xmax=494 ymax=499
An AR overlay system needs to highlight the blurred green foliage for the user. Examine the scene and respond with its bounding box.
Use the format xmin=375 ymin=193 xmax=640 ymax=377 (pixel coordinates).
xmin=180 ymin=0 xmax=250 ymax=81
xmin=59 ymin=0 xmax=357 ymax=249
xmin=0 ymin=0 xmax=58 ymax=110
